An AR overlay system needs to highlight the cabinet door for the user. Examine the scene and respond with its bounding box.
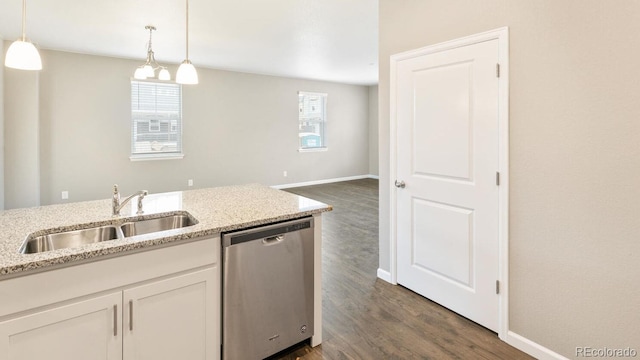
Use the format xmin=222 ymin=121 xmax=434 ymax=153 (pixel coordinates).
xmin=0 ymin=292 xmax=122 ymax=360
xmin=123 ymin=267 xmax=219 ymax=360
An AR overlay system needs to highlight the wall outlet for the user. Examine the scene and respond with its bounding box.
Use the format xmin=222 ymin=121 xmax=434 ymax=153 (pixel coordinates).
xmin=283 ymin=171 xmax=287 ymax=177
xmin=188 ymin=179 xmax=193 ymax=187
xmin=61 ymin=191 xmax=69 ymax=200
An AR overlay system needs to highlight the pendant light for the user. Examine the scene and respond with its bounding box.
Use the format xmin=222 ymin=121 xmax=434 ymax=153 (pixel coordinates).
xmin=5 ymin=0 xmax=42 ymax=70
xmin=134 ymin=25 xmax=171 ymax=81
xmin=176 ymin=0 xmax=198 ymax=85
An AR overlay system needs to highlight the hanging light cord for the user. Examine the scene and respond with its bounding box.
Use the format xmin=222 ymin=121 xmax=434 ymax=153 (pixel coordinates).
xmin=144 ymin=25 xmax=159 ymax=66
xmin=21 ymin=0 xmax=27 ymax=41
xmin=185 ymin=0 xmax=190 ymax=60
xmin=147 ymin=27 xmax=153 ymax=55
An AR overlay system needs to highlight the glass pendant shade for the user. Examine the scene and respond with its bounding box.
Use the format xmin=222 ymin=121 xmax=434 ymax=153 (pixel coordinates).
xmin=134 ymin=67 xmax=147 ymax=79
xmin=143 ymin=64 xmax=154 ymax=78
xmin=5 ymin=40 xmax=42 ymax=70
xmin=158 ymin=68 xmax=171 ymax=81
xmin=5 ymin=0 xmax=42 ymax=71
xmin=176 ymin=60 xmax=198 ymax=85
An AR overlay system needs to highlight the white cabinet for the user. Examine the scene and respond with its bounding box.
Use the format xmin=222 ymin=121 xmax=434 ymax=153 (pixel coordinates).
xmin=0 ymin=268 xmax=218 ymax=360
xmin=0 ymin=292 xmax=123 ymax=360
xmin=123 ymin=268 xmax=218 ymax=360
xmin=0 ymin=236 xmax=220 ymax=360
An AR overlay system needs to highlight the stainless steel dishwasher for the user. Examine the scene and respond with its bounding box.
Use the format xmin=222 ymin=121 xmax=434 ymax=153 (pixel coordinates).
xmin=222 ymin=217 xmax=314 ymax=359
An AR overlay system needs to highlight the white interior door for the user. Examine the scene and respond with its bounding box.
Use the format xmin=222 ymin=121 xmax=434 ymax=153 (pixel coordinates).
xmin=395 ymin=38 xmax=500 ymax=331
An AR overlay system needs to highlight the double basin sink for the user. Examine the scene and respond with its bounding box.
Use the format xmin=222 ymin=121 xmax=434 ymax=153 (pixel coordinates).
xmin=19 ymin=212 xmax=197 ymax=254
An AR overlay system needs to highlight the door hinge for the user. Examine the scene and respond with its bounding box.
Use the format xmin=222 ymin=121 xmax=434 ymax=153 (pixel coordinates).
xmin=496 ymin=63 xmax=500 ymax=78
xmin=496 ymin=172 xmax=500 ymax=186
xmin=496 ymin=280 xmax=500 ymax=294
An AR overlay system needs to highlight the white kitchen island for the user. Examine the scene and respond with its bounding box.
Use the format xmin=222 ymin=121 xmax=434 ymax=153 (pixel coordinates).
xmin=0 ymin=184 xmax=331 ymax=360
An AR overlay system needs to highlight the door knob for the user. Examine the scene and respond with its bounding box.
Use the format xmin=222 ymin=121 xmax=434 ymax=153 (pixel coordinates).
xmin=395 ymin=180 xmax=406 ymax=188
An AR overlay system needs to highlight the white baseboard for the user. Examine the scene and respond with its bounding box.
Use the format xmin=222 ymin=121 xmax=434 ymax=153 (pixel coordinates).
xmin=505 ymin=331 xmax=569 ymax=360
xmin=272 ymin=174 xmax=378 ymax=189
xmin=369 ymin=174 xmax=380 ymax=179
xmin=377 ymin=268 xmax=393 ymax=283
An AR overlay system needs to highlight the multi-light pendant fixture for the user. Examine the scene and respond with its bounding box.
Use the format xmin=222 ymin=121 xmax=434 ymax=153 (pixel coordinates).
xmin=4 ymin=0 xmax=42 ymax=71
xmin=133 ymin=25 xmax=171 ymax=81
xmin=133 ymin=0 xmax=198 ymax=84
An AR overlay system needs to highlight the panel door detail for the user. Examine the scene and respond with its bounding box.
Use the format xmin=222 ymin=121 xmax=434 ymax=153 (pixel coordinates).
xmin=123 ymin=267 xmax=219 ymax=360
xmin=396 ymin=39 xmax=500 ymax=331
xmin=0 ymin=292 xmax=122 ymax=360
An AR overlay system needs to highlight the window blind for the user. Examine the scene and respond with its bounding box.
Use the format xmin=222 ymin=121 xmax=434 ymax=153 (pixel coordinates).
xmin=298 ymin=92 xmax=327 ymax=149
xmin=131 ymin=81 xmax=182 ymax=156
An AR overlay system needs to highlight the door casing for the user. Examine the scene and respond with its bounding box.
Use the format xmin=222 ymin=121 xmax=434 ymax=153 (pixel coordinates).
xmin=388 ymin=27 xmax=509 ymax=339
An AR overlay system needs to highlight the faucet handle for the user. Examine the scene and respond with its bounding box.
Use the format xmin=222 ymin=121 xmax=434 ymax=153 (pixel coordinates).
xmin=137 ymin=190 xmax=149 ymax=215
xmin=113 ymin=184 xmax=119 ymax=194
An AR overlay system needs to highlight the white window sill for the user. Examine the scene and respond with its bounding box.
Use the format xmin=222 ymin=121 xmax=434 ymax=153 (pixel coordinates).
xmin=298 ymin=147 xmax=328 ymax=153
xmin=130 ymin=153 xmax=185 ymax=161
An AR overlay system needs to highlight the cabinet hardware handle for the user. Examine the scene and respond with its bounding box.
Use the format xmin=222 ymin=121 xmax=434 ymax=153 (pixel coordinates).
xmin=113 ymin=304 xmax=118 ymax=337
xmin=129 ymin=300 xmax=134 ymax=331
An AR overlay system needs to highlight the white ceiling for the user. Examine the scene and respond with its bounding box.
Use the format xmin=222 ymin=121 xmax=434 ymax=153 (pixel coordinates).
xmin=0 ymin=0 xmax=378 ymax=85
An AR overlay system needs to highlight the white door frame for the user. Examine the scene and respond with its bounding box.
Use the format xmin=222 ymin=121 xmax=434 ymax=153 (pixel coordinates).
xmin=389 ymin=27 xmax=510 ymax=339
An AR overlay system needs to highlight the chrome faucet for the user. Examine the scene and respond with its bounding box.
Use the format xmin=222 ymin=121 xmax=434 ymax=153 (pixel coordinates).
xmin=112 ymin=184 xmax=148 ymax=216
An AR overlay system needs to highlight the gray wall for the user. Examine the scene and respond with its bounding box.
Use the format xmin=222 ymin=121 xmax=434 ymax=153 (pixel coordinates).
xmin=379 ymin=1 xmax=640 ymax=358
xmin=3 ymin=44 xmax=41 ymax=209
xmin=4 ymin=48 xmax=370 ymax=208
xmin=368 ymin=85 xmax=378 ymax=176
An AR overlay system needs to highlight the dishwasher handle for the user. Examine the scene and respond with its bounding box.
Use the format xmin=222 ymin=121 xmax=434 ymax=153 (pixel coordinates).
xmin=262 ymin=235 xmax=284 ymax=245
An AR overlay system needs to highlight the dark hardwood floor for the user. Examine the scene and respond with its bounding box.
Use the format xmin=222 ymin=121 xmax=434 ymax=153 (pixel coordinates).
xmin=272 ymin=178 xmax=533 ymax=360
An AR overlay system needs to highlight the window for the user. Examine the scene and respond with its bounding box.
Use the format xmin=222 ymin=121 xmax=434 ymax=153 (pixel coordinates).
xmin=130 ymin=81 xmax=183 ymax=160
xmin=298 ymin=91 xmax=327 ymax=151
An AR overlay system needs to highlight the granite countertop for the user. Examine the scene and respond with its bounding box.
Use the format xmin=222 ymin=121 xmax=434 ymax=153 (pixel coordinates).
xmin=0 ymin=184 xmax=332 ymax=278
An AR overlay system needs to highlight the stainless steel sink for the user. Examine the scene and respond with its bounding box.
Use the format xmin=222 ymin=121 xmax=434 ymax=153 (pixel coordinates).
xmin=120 ymin=214 xmax=196 ymax=237
xmin=20 ymin=225 xmax=123 ymax=254
xmin=19 ymin=213 xmax=198 ymax=254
